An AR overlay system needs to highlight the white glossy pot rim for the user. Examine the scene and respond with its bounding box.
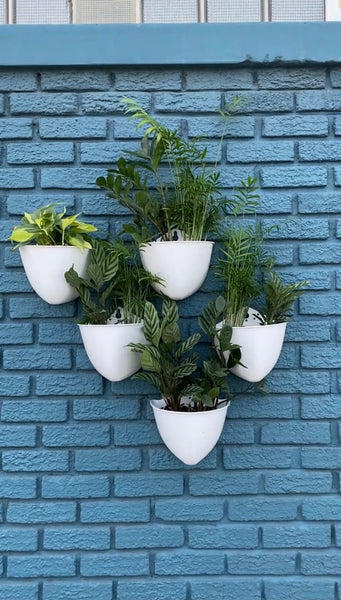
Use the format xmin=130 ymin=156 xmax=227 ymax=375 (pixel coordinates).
xmin=21 ymin=244 xmax=88 ymax=249
xmin=140 ymin=240 xmax=214 ymax=247
xmin=217 ymin=319 xmax=287 ymax=331
xmin=151 ymin=399 xmax=230 ymax=415
xmin=78 ymin=322 xmax=143 ymax=329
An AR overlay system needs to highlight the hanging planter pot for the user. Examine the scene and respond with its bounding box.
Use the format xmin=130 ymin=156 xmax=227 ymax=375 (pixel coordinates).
xmin=19 ymin=245 xmax=90 ymax=305
xmin=139 ymin=240 xmax=214 ymax=301
xmin=150 ymin=399 xmax=230 ymax=465
xmin=79 ymin=321 xmax=146 ymax=382
xmin=216 ymin=310 xmax=287 ymax=383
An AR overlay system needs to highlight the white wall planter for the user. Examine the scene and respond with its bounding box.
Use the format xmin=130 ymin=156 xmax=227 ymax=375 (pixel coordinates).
xmin=217 ymin=314 xmax=287 ymax=382
xmin=139 ymin=240 xmax=214 ymax=300
xmin=79 ymin=322 xmax=146 ymax=382
xmin=19 ymin=245 xmax=90 ymax=305
xmin=150 ymin=399 xmax=230 ymax=465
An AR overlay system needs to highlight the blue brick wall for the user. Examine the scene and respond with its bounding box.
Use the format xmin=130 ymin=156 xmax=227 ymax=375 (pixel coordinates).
xmin=0 ymin=62 xmax=340 ymax=600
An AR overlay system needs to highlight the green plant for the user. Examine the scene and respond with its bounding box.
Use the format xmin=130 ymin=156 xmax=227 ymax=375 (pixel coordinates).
xmin=64 ymin=239 xmax=158 ymax=324
xmin=129 ymin=297 xmax=240 ymax=411
xmin=8 ymin=204 xmax=97 ymax=250
xmin=262 ymin=272 xmax=309 ymax=324
xmin=96 ymin=97 xmax=254 ymax=244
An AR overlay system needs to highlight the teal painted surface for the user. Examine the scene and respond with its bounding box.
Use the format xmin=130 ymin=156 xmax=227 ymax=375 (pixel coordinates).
xmin=0 ymin=59 xmax=340 ymax=598
xmin=0 ymin=22 xmax=341 ymax=67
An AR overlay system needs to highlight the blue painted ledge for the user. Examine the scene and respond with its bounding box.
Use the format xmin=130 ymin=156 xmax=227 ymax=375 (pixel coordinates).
xmin=0 ymin=22 xmax=341 ymax=67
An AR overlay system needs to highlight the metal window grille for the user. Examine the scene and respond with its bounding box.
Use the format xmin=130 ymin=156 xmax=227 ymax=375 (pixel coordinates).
xmin=3 ymin=0 xmax=335 ymax=24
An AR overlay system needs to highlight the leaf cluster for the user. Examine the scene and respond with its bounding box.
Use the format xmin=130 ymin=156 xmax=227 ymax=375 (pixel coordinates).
xmin=263 ymin=272 xmax=309 ymax=324
xmin=64 ymin=239 xmax=157 ymax=324
xmin=8 ymin=204 xmax=97 ymax=250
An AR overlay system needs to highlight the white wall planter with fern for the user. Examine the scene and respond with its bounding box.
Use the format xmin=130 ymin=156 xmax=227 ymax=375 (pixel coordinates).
xmin=20 ymin=246 xmax=90 ymax=305
xmin=151 ymin=399 xmax=230 ymax=465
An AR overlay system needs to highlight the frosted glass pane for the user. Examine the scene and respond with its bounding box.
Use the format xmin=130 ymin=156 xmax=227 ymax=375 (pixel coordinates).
xmin=271 ymin=0 xmax=324 ymax=21
xmin=73 ymin=0 xmax=136 ymax=23
xmin=144 ymin=0 xmax=198 ymax=23
xmin=208 ymin=0 xmax=261 ymax=22
xmin=16 ymin=0 xmax=69 ymax=23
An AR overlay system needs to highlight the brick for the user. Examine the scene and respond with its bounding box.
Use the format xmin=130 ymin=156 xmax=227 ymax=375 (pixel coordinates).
xmin=80 ymin=553 xmax=149 ymax=576
xmin=73 ymin=397 xmax=141 ymax=420
xmin=114 ymin=115 xmax=182 ymax=138
xmin=265 ymin=579 xmax=334 ymax=600
xmin=185 ymin=69 xmax=253 ymax=90
xmin=0 ymin=375 xmax=30 ymax=397
xmin=299 ymin=140 xmax=341 ymax=161
xmin=0 ymin=71 xmax=37 ymax=91
xmin=81 ymin=92 xmax=150 ymax=114
xmin=257 ymin=193 xmax=293 ymax=214
xmin=225 ymin=90 xmax=294 ymax=112
xmin=10 ymin=92 xmax=77 ymax=115
xmin=262 ymin=115 xmax=328 ymax=137
xmin=43 ymin=582 xmax=112 ymax=600
xmin=155 ymin=91 xmax=220 ymax=112
xmin=260 ymin=166 xmax=327 ymax=188
xmin=3 ymin=348 xmax=72 ymax=370
xmin=155 ymin=551 xmax=224 ymax=575
xmin=43 ymin=424 xmax=110 ymax=447
xmin=149 ymin=448 xmax=217 ymax=470
xmin=303 ymin=498 xmax=341 ymax=520
xmin=191 ymin=580 xmax=262 ymax=600
xmin=297 ymin=90 xmax=341 ymax=111
xmin=116 ymin=70 xmax=181 ymax=90
xmin=9 ymin=297 xmax=75 ymax=319
xmin=115 ymin=422 xmax=161 ymax=445
xmin=229 ymin=395 xmax=293 ymax=418
xmin=0 ymin=424 xmax=36 ymax=447
xmin=80 ymin=141 xmax=135 ymax=163
xmin=300 ymin=294 xmax=341 ymax=316
xmin=187 ymin=116 xmax=254 ymax=138
xmin=117 ymin=580 xmax=186 ymax=600
xmin=44 ymin=527 xmax=110 ymax=550
xmin=334 ymin=167 xmax=341 ymax=186
xmin=258 ymin=68 xmax=325 ymax=89
xmin=227 ymin=140 xmax=294 ymax=163
xmin=285 ymin=321 xmax=330 ymax=342
xmin=116 ymin=524 xmax=183 ymax=548
xmin=228 ymin=498 xmax=298 ymax=521
xmin=81 ymin=500 xmax=150 ymax=523
xmin=0 ymin=118 xmax=33 ymax=139
xmin=331 ymin=68 xmax=341 ymax=87
xmin=264 ymin=471 xmax=332 ymax=494
xmin=223 ymin=447 xmax=294 ymax=469
xmin=302 ymin=448 xmax=341 ymax=469
xmin=7 ymin=555 xmax=75 ymax=578
xmin=301 ymin=345 xmax=341 ymax=368
xmin=228 ymin=551 xmax=296 ymax=574
xmin=0 ymin=527 xmax=37 ymax=551
xmin=3 ymin=449 xmax=69 ymax=472
xmin=39 ymin=322 xmax=81 ymax=344
xmin=42 ymin=475 xmax=109 ymax=498
xmin=263 ymin=524 xmax=330 ymax=548
xmin=36 ymin=374 xmax=103 ymax=396
xmin=300 ymin=243 xmax=341 ymax=264
xmin=8 ymin=142 xmax=74 ymax=164
xmin=0 ymin=476 xmax=36 ymax=498
xmin=41 ymin=167 xmax=103 ymax=189
xmin=6 ymin=193 xmax=74 ymax=214
xmin=0 ymin=584 xmax=38 ymax=600
xmin=301 ymin=395 xmax=341 ymax=419
xmin=301 ymin=551 xmax=341 ymax=575
xmin=75 ymin=449 xmax=141 ymax=471
xmin=219 ymin=165 xmax=257 ymax=188
xmin=155 ymin=499 xmax=223 ymax=522
xmin=0 ymin=168 xmax=34 ymax=188
xmin=188 ymin=525 xmax=257 ymax=549
xmin=1 ymin=399 xmax=67 ymax=422
xmin=334 ymin=115 xmax=341 ymax=135
xmin=115 ymin=475 xmax=183 ymax=497
xmin=41 ymin=71 xmax=111 ymax=90
xmin=261 ymin=422 xmax=330 ymax=444
xmin=39 ymin=117 xmax=107 ymax=139
xmin=7 ymin=501 xmax=76 ymax=523
xmin=267 ymin=371 xmax=330 ymax=394
xmin=0 ymin=94 xmax=4 ymax=113
xmin=189 ymin=472 xmax=258 ymax=495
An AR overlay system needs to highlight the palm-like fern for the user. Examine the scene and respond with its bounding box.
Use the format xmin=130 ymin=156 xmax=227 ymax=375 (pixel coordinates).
xmin=263 ymin=272 xmax=309 ymax=324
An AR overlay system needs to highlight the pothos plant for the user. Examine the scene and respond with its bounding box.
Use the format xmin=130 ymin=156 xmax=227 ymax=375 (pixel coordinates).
xmin=64 ymin=239 xmax=158 ymax=324
xmin=129 ymin=296 xmax=241 ymax=412
xmin=96 ymin=96 xmax=258 ymax=244
xmin=9 ymin=204 xmax=97 ymax=250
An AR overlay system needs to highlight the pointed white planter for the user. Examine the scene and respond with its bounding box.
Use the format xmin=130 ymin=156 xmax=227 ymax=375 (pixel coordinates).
xmin=19 ymin=245 xmax=90 ymax=305
xmin=79 ymin=322 xmax=146 ymax=382
xmin=150 ymin=399 xmax=230 ymax=465
xmin=139 ymin=240 xmax=214 ymax=300
xmin=216 ymin=313 xmax=287 ymax=383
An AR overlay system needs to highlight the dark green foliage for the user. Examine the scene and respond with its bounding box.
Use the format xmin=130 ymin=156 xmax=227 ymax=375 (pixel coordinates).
xmin=263 ymin=272 xmax=309 ymax=324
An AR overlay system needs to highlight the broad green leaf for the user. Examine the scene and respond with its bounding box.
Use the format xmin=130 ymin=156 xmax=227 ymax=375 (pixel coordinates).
xmin=143 ymin=301 xmax=161 ymax=345
xmin=218 ymin=323 xmax=233 ymax=353
xmin=175 ymin=333 xmax=201 ymax=360
xmin=161 ymin=323 xmax=181 ymax=346
xmin=140 ymin=348 xmax=161 ymax=372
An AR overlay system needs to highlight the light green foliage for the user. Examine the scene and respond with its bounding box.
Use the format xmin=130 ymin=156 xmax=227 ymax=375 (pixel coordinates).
xmin=130 ymin=297 xmax=239 ymax=411
xmin=8 ymin=204 xmax=97 ymax=250
xmin=64 ymin=239 xmax=157 ymax=325
xmin=96 ymin=97 xmax=248 ymax=243
xmin=263 ymin=272 xmax=309 ymax=324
